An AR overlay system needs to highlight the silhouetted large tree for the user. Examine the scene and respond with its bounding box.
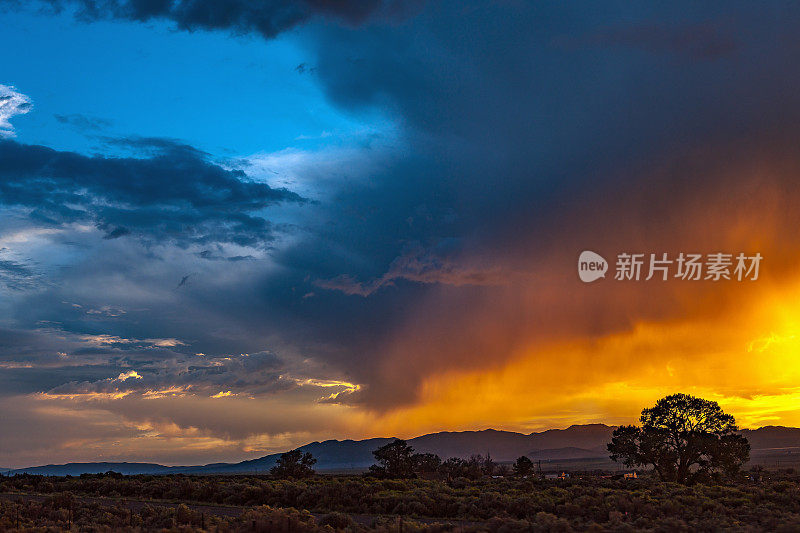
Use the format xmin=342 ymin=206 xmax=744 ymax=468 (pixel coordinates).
xmin=370 ymin=439 xmax=417 ymax=478
xmin=608 ymin=393 xmax=750 ymax=484
xmin=270 ymin=449 xmax=316 ymax=478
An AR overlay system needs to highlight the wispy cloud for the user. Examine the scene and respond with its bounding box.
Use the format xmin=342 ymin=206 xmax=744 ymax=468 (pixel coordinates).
xmin=0 ymin=85 xmax=32 ymax=138
xmin=316 ymin=243 xmax=507 ymax=296
xmin=54 ymin=113 xmax=113 ymax=132
xmin=0 ymin=248 xmax=41 ymax=290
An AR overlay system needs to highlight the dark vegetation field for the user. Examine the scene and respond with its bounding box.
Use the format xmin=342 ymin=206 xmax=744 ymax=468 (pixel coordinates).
xmin=2 ymin=470 xmax=800 ymax=532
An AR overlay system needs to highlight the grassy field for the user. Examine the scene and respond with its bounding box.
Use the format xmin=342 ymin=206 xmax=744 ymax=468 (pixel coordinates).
xmin=1 ymin=469 xmax=800 ymax=531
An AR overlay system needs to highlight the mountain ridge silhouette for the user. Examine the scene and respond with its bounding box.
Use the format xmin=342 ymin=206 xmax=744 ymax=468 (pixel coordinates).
xmin=6 ymin=424 xmax=798 ymax=476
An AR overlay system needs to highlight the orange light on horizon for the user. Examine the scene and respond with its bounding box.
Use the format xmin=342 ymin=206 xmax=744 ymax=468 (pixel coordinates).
xmin=345 ymin=274 xmax=800 ymax=437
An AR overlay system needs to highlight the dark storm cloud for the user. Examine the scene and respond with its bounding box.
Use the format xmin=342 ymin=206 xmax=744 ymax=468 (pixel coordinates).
xmin=5 ymin=0 xmax=800 ymax=423
xmin=300 ymin=0 xmax=800 ymax=268
xmin=0 ymin=138 xmax=305 ymax=247
xmin=3 ymin=0 xmax=406 ymax=38
xmin=588 ymin=23 xmax=737 ymax=59
xmin=554 ymin=21 xmax=738 ymax=60
xmin=255 ymin=0 xmax=800 ymax=408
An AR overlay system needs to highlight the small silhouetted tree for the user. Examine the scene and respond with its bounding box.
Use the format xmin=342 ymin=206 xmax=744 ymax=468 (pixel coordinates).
xmin=464 ymin=455 xmax=485 ymax=479
xmin=270 ymin=449 xmax=316 ymax=478
xmin=370 ymin=439 xmax=416 ymax=478
xmin=608 ymin=393 xmax=750 ymax=485
xmin=439 ymin=457 xmax=468 ymax=480
xmin=412 ymin=452 xmax=442 ymax=476
xmin=482 ymin=453 xmax=497 ymax=476
xmin=513 ymin=456 xmax=534 ymax=477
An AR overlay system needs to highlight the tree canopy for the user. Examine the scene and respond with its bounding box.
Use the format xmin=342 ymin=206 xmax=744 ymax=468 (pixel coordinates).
xmin=512 ymin=456 xmax=535 ymax=477
xmin=270 ymin=449 xmax=317 ymax=479
xmin=369 ymin=439 xmax=418 ymax=478
xmin=370 ymin=440 xmax=454 ymax=479
xmin=608 ymin=393 xmax=750 ymax=484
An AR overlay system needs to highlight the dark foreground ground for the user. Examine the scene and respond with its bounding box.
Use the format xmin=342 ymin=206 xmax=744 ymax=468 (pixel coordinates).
xmin=1 ymin=471 xmax=799 ymax=532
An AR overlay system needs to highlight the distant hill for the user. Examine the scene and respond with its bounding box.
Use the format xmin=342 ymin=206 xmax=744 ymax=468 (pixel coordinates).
xmin=410 ymin=429 xmax=536 ymax=461
xmin=7 ymin=424 xmax=800 ymax=476
xmin=409 ymin=424 xmax=616 ymax=462
xmin=742 ymin=426 xmax=800 ymax=450
xmin=3 ymin=462 xmax=175 ymax=476
xmin=186 ymin=438 xmax=397 ymax=474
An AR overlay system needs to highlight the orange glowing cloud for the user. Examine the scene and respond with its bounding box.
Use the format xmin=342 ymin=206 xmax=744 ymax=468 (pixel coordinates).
xmin=353 ymin=274 xmax=800 ymax=437
xmin=327 ymin=139 xmax=800 ymax=436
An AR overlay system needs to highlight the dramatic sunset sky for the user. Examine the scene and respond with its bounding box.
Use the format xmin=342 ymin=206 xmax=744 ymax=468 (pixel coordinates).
xmin=2 ymin=1 xmax=800 ymax=467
